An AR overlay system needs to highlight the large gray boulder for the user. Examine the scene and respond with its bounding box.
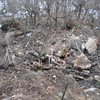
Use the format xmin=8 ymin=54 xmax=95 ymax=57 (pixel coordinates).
xmin=85 ymin=37 xmax=98 ymax=55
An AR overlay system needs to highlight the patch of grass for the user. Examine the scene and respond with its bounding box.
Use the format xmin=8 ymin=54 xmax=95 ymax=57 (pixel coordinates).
xmin=38 ymin=95 xmax=42 ymax=100
xmin=10 ymin=28 xmax=16 ymax=31
xmin=56 ymin=92 xmax=63 ymax=100
xmin=38 ymin=65 xmax=46 ymax=71
xmin=75 ymin=26 xmax=82 ymax=29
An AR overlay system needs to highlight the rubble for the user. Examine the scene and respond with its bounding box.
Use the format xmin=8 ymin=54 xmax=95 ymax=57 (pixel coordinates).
xmin=0 ymin=26 xmax=100 ymax=100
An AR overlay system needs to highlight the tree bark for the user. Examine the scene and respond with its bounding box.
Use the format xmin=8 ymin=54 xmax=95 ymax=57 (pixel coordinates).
xmin=77 ymin=4 xmax=82 ymax=20
xmin=34 ymin=14 xmax=36 ymax=26
xmin=55 ymin=6 xmax=58 ymax=30
xmin=82 ymin=9 xmax=88 ymax=22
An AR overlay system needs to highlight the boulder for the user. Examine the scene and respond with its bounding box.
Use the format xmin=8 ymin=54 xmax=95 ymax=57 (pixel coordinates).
xmin=70 ymin=35 xmax=82 ymax=51
xmin=86 ymin=37 xmax=98 ymax=55
xmin=72 ymin=53 xmax=91 ymax=70
xmin=94 ymin=75 xmax=100 ymax=82
xmin=64 ymin=75 xmax=87 ymax=100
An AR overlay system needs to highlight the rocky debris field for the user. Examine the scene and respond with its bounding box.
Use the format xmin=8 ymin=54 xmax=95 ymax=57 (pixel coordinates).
xmin=0 ymin=26 xmax=100 ymax=100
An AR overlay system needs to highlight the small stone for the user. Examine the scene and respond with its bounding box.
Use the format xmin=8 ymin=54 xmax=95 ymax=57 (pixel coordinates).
xmin=34 ymin=52 xmax=39 ymax=57
xmin=94 ymin=75 xmax=100 ymax=81
xmin=53 ymin=75 xmax=56 ymax=79
xmin=55 ymin=51 xmax=62 ymax=57
xmin=82 ymin=70 xmax=90 ymax=76
xmin=26 ymin=32 xmax=32 ymax=37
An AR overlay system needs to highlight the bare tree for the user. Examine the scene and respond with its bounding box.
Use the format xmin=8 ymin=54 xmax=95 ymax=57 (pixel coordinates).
xmin=42 ymin=0 xmax=54 ymax=26
xmin=20 ymin=0 xmax=40 ymax=27
xmin=50 ymin=0 xmax=62 ymax=29
xmin=0 ymin=0 xmax=100 ymax=30
xmin=72 ymin=0 xmax=86 ymax=20
xmin=6 ymin=0 xmax=18 ymax=20
xmin=0 ymin=0 xmax=7 ymax=17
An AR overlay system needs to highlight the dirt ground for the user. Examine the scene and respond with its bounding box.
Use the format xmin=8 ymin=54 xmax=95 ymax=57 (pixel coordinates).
xmin=0 ymin=27 xmax=100 ymax=100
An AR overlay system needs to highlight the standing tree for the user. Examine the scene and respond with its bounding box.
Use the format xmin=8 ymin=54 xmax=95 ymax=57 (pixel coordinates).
xmin=43 ymin=0 xmax=54 ymax=26
xmin=20 ymin=0 xmax=40 ymax=27
xmin=6 ymin=0 xmax=18 ymax=20
xmin=72 ymin=0 xmax=86 ymax=20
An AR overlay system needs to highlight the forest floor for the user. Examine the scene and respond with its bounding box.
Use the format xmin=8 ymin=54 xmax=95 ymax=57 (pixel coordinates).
xmin=0 ymin=26 xmax=100 ymax=100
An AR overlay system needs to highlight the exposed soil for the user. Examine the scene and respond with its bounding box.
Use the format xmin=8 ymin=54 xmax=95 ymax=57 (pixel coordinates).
xmin=0 ymin=27 xmax=100 ymax=100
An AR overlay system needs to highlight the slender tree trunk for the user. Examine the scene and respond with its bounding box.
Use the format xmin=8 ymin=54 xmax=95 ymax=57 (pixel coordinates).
xmin=12 ymin=13 xmax=15 ymax=21
xmin=63 ymin=0 xmax=67 ymax=30
xmin=82 ymin=9 xmax=88 ymax=22
xmin=77 ymin=5 xmax=82 ymax=20
xmin=47 ymin=6 xmax=51 ymax=25
xmin=55 ymin=7 xmax=58 ymax=30
xmin=29 ymin=13 xmax=34 ymax=27
xmin=34 ymin=14 xmax=36 ymax=26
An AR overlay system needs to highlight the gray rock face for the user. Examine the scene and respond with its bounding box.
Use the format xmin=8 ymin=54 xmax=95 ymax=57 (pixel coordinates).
xmin=85 ymin=37 xmax=98 ymax=55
